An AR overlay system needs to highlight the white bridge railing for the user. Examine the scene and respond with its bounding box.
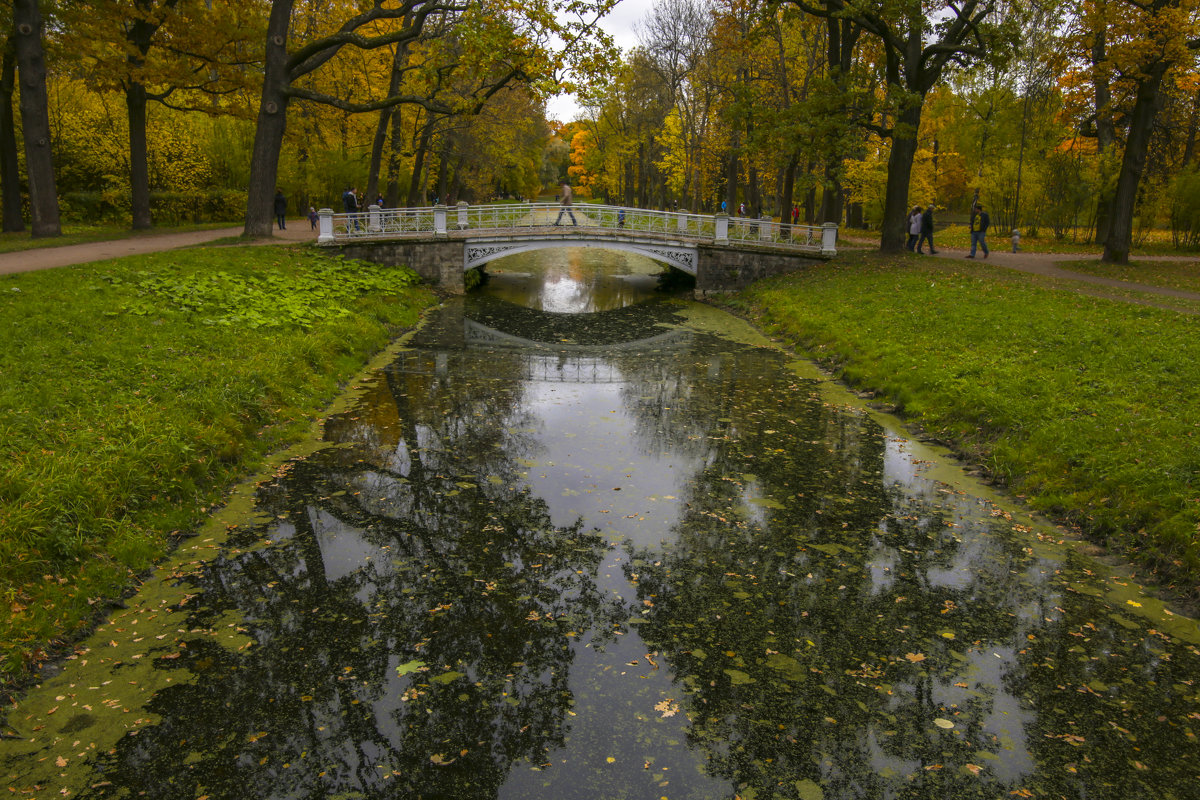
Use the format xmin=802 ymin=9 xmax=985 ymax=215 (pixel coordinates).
xmin=318 ymin=202 xmax=837 ymax=255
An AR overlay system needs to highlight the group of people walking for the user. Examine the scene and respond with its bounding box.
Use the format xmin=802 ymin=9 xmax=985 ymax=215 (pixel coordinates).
xmin=907 ymin=202 xmax=991 ymax=258
xmin=906 ymin=204 xmax=938 ymax=254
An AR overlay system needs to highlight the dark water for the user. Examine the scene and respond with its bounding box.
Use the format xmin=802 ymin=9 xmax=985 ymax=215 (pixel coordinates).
xmin=4 ymin=249 xmax=1200 ymax=799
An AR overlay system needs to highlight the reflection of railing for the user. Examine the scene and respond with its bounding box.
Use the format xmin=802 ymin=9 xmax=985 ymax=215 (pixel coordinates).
xmin=318 ymin=202 xmax=837 ymax=255
xmin=524 ymin=355 xmax=624 ymax=384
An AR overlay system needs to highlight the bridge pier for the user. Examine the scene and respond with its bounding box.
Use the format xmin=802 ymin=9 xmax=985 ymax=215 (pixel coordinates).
xmin=694 ymin=243 xmax=828 ymax=297
xmin=335 ymin=238 xmax=466 ymax=293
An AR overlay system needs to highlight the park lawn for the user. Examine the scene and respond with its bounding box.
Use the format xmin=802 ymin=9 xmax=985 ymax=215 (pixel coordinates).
xmin=0 ymin=245 xmax=436 ymax=686
xmin=728 ymin=251 xmax=1200 ymax=593
xmin=842 ymin=225 xmax=1200 ymax=257
xmin=1054 ymin=258 xmax=1200 ymax=294
xmin=0 ymin=222 xmax=236 ymax=254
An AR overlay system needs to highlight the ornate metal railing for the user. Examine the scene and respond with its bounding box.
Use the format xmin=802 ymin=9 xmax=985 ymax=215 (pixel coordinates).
xmin=318 ymin=202 xmax=837 ymax=255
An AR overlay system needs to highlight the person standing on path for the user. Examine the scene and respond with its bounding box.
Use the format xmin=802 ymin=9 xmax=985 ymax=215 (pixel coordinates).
xmin=554 ymin=182 xmax=577 ymax=226
xmin=917 ymin=205 xmax=937 ymax=254
xmin=274 ymin=190 xmax=288 ymax=230
xmin=906 ymin=206 xmax=922 ymax=251
xmin=308 ymin=206 xmax=318 ymax=230
xmin=967 ymin=203 xmax=990 ymax=258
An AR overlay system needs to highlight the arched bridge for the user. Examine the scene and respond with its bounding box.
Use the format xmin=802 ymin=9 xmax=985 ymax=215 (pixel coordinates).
xmin=317 ymin=202 xmax=838 ymax=295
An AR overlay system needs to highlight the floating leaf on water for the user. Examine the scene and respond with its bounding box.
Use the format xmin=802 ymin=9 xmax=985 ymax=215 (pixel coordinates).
xmin=748 ymin=497 xmax=785 ymax=509
xmin=764 ymin=653 xmax=805 ymax=681
xmin=725 ymin=669 xmax=755 ymax=685
xmin=794 ymin=779 xmax=824 ymax=800
xmin=396 ymin=660 xmax=426 ymax=676
xmin=905 ymin=653 xmax=926 ymax=663
xmin=431 ymin=670 xmax=465 ymax=684
xmin=933 ymin=718 xmax=954 ymax=729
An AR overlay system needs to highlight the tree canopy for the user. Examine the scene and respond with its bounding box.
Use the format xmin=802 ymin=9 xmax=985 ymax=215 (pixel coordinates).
xmin=1 ymin=0 xmax=1198 ymax=258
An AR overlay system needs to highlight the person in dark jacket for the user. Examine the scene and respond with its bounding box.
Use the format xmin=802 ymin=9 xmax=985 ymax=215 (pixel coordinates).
xmin=273 ymin=189 xmax=287 ymax=230
xmin=917 ymin=205 xmax=937 ymax=254
xmin=967 ymin=203 xmax=990 ymax=258
xmin=342 ymin=186 xmax=359 ymax=231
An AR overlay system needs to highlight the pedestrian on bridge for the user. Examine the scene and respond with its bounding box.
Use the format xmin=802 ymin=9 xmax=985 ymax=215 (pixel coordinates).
xmin=343 ymin=186 xmax=360 ymax=232
xmin=555 ymin=182 xmax=577 ymax=226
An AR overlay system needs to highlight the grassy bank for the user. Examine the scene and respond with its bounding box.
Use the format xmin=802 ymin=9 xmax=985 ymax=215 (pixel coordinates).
xmin=727 ymin=251 xmax=1200 ymax=592
xmin=840 ymin=226 xmax=1200 ymax=257
xmin=0 ymin=245 xmax=436 ymax=685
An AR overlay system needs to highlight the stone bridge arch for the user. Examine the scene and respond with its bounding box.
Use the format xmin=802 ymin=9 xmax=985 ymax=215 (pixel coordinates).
xmin=464 ymin=236 xmax=698 ymax=275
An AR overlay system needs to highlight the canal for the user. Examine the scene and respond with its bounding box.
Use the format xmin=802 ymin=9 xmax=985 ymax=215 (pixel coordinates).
xmin=3 ymin=248 xmax=1200 ymax=799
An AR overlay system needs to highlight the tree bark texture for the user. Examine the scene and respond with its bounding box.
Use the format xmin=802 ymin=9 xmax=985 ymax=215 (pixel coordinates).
xmin=127 ymin=82 xmax=152 ymax=229
xmin=12 ymin=0 xmax=60 ymax=237
xmin=1091 ymin=24 xmax=1115 ymax=246
xmin=1102 ymin=60 xmax=1169 ymax=264
xmin=367 ymin=39 xmax=410 ymax=203
xmin=406 ymin=118 xmax=432 ymax=207
xmin=1 ymin=41 xmax=24 ymax=233
xmin=244 ymin=0 xmax=295 ymax=237
xmin=880 ymin=104 xmax=921 ymax=252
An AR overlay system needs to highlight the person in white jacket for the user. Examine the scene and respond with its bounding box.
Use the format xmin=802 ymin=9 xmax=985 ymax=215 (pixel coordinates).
xmin=907 ymin=207 xmax=922 ymax=251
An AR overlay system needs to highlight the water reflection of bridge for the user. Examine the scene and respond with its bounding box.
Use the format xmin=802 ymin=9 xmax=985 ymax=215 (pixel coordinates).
xmin=463 ymin=318 xmax=691 ymax=354
xmin=391 ymin=319 xmax=694 ymax=384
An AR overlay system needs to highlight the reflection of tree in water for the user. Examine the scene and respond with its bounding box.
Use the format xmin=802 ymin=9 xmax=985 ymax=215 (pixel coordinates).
xmin=81 ymin=343 xmax=627 ymax=799
xmin=615 ymin=343 xmax=1200 ymax=797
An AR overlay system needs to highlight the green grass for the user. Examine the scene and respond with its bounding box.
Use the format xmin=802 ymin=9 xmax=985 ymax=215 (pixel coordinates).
xmin=728 ymin=251 xmax=1200 ymax=592
xmin=1054 ymin=258 xmax=1200 ymax=294
xmin=840 ymin=226 xmax=1200 ymax=256
xmin=0 ymin=245 xmax=436 ymax=684
xmin=0 ymin=222 xmax=237 ymax=254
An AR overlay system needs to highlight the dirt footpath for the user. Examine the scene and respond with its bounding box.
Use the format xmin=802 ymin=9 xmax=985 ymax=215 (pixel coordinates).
xmin=926 ymin=245 xmax=1200 ymax=312
xmin=836 ymin=233 xmax=1200 ymax=313
xmin=0 ymin=223 xmax=318 ymax=276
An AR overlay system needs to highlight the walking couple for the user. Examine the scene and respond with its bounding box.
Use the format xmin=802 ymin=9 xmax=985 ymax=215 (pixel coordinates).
xmin=906 ymin=205 xmax=937 ymax=254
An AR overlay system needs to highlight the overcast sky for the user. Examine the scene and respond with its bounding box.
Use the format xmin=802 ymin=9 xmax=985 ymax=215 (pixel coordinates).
xmin=546 ymin=0 xmax=656 ymax=122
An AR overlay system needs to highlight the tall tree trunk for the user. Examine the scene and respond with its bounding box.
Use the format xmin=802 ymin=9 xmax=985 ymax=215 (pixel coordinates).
xmin=123 ymin=0 xmax=180 ymax=231
xmin=1182 ymin=88 xmax=1200 ymax=170
xmin=779 ymin=155 xmax=797 ymax=232
xmin=385 ymin=106 xmax=411 ymax=207
xmin=434 ymin=144 xmax=450 ymax=202
xmin=1091 ymin=23 xmax=1115 ymax=246
xmin=880 ymin=103 xmax=922 ymax=252
xmin=1 ymin=41 xmax=24 ymax=233
xmin=12 ymin=0 xmax=59 ymax=238
xmin=1103 ymin=61 xmax=1169 ymax=264
xmin=244 ymin=0 xmax=294 ymax=236
xmin=819 ymin=164 xmax=843 ymax=224
xmin=367 ymin=38 xmax=409 ymax=203
xmin=127 ymin=81 xmax=152 ymax=229
xmin=724 ymin=132 xmax=738 ymax=213
xmin=406 ymin=119 xmax=433 ymax=206
xmin=1013 ymin=92 xmax=1030 ymax=230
